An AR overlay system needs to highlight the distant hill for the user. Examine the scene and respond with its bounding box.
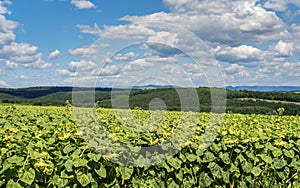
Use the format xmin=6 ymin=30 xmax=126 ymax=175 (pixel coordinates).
xmin=132 ymin=84 xmax=178 ymax=89
xmin=0 ymin=86 xmax=299 ymax=115
xmin=226 ymin=86 xmax=300 ymax=92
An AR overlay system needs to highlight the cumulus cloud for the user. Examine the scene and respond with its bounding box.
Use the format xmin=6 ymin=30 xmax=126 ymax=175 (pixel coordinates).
xmin=121 ymin=0 xmax=288 ymax=45
xmin=0 ymin=42 xmax=51 ymax=69
xmin=48 ymin=49 xmax=60 ymax=59
xmin=124 ymin=59 xmax=153 ymax=71
xmin=0 ymin=15 xmax=18 ymax=45
xmin=74 ymin=0 xmax=300 ymax=86
xmin=68 ymin=43 xmax=109 ymax=56
xmin=77 ymin=23 xmax=156 ymax=39
xmin=270 ymin=40 xmax=294 ymax=57
xmin=0 ymin=2 xmax=50 ymax=71
xmin=290 ymin=24 xmax=300 ymax=53
xmin=263 ymin=0 xmax=300 ymax=12
xmin=0 ymin=0 xmax=11 ymax=15
xmin=215 ymin=45 xmax=264 ymax=64
xmin=68 ymin=60 xmax=97 ymax=73
xmin=76 ymin=24 xmax=101 ymax=36
xmin=114 ymin=52 xmax=139 ymax=61
xmin=71 ymin=0 xmax=95 ymax=9
xmin=0 ymin=80 xmax=8 ymax=87
xmin=225 ymin=64 xmax=246 ymax=74
xmin=56 ymin=69 xmax=77 ymax=77
xmin=99 ymin=65 xmax=120 ymax=76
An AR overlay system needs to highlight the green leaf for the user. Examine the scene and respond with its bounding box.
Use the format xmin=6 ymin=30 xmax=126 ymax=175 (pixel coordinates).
xmin=255 ymin=143 xmax=264 ymax=149
xmin=258 ymin=154 xmax=273 ymax=164
xmin=182 ymin=176 xmax=195 ymax=187
xmin=175 ymin=169 xmax=184 ymax=182
xmin=0 ymin=163 xmax=13 ymax=175
xmin=219 ymin=152 xmax=230 ymax=164
xmin=6 ymin=155 xmax=24 ymax=164
xmin=241 ymin=161 xmax=253 ymax=173
xmin=63 ymin=145 xmax=75 ymax=154
xmin=222 ymin=171 xmax=230 ymax=183
xmin=290 ymin=158 xmax=300 ymax=170
xmin=161 ymin=162 xmax=173 ymax=173
xmin=229 ymin=164 xmax=239 ymax=173
xmin=95 ymin=164 xmax=106 ymax=178
xmin=19 ymin=168 xmax=35 ymax=185
xmin=210 ymin=143 xmax=222 ymax=154
xmin=199 ymin=172 xmax=213 ymax=187
xmin=72 ymin=158 xmax=88 ymax=168
xmin=208 ymin=162 xmax=223 ymax=179
xmin=6 ymin=180 xmax=23 ymax=188
xmin=186 ymin=154 xmax=198 ymax=162
xmin=246 ymin=151 xmax=260 ymax=163
xmin=168 ymin=157 xmax=182 ymax=170
xmin=236 ymin=154 xmax=246 ymax=162
xmin=64 ymin=160 xmax=73 ymax=172
xmin=202 ymin=152 xmax=215 ymax=163
xmin=119 ymin=166 xmax=134 ymax=180
xmin=61 ymin=170 xmax=74 ymax=179
xmin=277 ymin=167 xmax=290 ymax=180
xmin=273 ymin=158 xmax=287 ymax=169
xmin=245 ymin=175 xmax=252 ymax=183
xmin=251 ymin=166 xmax=262 ymax=177
xmin=52 ymin=175 xmax=69 ymax=187
xmin=283 ymin=149 xmax=294 ymax=158
xmin=272 ymin=148 xmax=282 ymax=157
xmin=87 ymin=153 xmax=101 ymax=162
xmin=77 ymin=172 xmax=92 ymax=187
xmin=167 ymin=178 xmax=179 ymax=188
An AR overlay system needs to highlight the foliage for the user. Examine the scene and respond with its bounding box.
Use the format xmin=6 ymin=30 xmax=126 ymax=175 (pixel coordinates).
xmin=0 ymin=104 xmax=300 ymax=187
xmin=277 ymin=107 xmax=285 ymax=116
xmin=0 ymin=87 xmax=300 ymax=115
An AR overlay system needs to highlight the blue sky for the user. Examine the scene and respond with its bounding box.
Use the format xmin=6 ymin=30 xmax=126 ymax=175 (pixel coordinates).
xmin=0 ymin=0 xmax=300 ymax=88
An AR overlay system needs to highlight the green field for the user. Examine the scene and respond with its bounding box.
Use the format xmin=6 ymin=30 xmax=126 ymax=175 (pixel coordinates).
xmin=0 ymin=104 xmax=300 ymax=187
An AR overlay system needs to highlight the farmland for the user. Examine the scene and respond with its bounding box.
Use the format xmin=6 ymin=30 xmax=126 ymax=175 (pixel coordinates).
xmin=0 ymin=104 xmax=300 ymax=187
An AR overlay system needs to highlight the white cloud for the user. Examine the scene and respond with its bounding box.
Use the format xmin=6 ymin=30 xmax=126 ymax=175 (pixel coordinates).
xmin=161 ymin=64 xmax=181 ymax=74
xmin=68 ymin=60 xmax=97 ymax=73
xmin=48 ymin=49 xmax=60 ymax=59
xmin=0 ymin=15 xmax=18 ymax=45
xmin=99 ymin=65 xmax=120 ymax=76
xmin=16 ymin=74 xmax=28 ymax=79
xmin=56 ymin=69 xmax=77 ymax=77
xmin=122 ymin=0 xmax=288 ymax=45
xmin=263 ymin=0 xmax=300 ymax=11
xmin=148 ymin=31 xmax=178 ymax=47
xmin=68 ymin=43 xmax=109 ymax=56
xmin=71 ymin=0 xmax=300 ymax=86
xmin=225 ymin=64 xmax=246 ymax=74
xmin=114 ymin=52 xmax=139 ymax=61
xmin=0 ymin=0 xmax=11 ymax=15
xmin=71 ymin=0 xmax=95 ymax=9
xmin=271 ymin=40 xmax=294 ymax=57
xmin=76 ymin=24 xmax=101 ymax=36
xmin=290 ymin=24 xmax=300 ymax=53
xmin=181 ymin=63 xmax=201 ymax=73
xmin=0 ymin=3 xmax=51 ymax=72
xmin=215 ymin=45 xmax=263 ymax=64
xmin=0 ymin=42 xmax=51 ymax=69
xmin=0 ymin=80 xmax=8 ymax=87
xmin=145 ymin=56 xmax=178 ymax=64
xmin=124 ymin=59 xmax=153 ymax=71
xmin=282 ymin=62 xmax=300 ymax=77
xmin=77 ymin=23 xmax=156 ymax=39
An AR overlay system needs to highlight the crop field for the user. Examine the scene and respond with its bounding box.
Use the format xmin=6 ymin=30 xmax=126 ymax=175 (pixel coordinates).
xmin=0 ymin=104 xmax=300 ymax=187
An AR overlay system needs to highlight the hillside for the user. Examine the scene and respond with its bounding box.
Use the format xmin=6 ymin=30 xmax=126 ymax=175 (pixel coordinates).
xmin=0 ymin=86 xmax=299 ymax=115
